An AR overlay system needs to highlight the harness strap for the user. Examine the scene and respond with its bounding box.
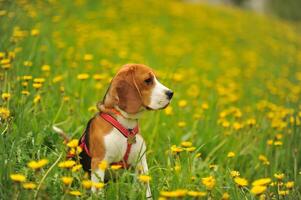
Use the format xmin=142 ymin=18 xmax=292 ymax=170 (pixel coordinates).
xmin=73 ymin=112 xmax=139 ymax=169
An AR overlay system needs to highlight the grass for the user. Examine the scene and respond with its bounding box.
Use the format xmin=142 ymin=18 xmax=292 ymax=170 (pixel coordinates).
xmin=0 ymin=0 xmax=301 ymax=199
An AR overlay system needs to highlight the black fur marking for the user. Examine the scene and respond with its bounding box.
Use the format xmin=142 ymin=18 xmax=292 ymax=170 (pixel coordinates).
xmin=79 ymin=117 xmax=94 ymax=174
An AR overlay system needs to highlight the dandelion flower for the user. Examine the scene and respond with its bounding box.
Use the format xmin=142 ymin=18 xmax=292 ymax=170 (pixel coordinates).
xmin=71 ymin=164 xmax=82 ymax=172
xmin=77 ymin=73 xmax=89 ymax=80
xmin=251 ymin=185 xmax=267 ymax=195
xmin=69 ymin=190 xmax=82 ymax=196
xmin=138 ymin=175 xmax=151 ymax=183
xmin=2 ymin=93 xmax=11 ymax=101
xmin=67 ymin=139 xmax=79 ymax=148
xmin=92 ymin=182 xmax=105 ymax=189
xmin=187 ymin=191 xmax=206 ymax=197
xmin=41 ymin=64 xmax=50 ymax=72
xmin=221 ymin=192 xmax=230 ymax=200
xmin=181 ymin=141 xmax=192 ymax=147
xmin=22 ymin=182 xmax=37 ymax=189
xmin=178 ymin=100 xmax=187 ymax=108
xmin=285 ymin=181 xmax=294 ymax=189
xmin=27 ymin=159 xmax=48 ymax=170
xmin=98 ymin=160 xmax=108 ymax=170
xmin=201 ymin=176 xmax=216 ymax=190
xmin=33 ymin=95 xmax=41 ymax=104
xmin=82 ymin=180 xmax=92 ymax=189
xmin=227 ymin=151 xmax=235 ymax=158
xmin=274 ymin=173 xmax=284 ymax=180
xmin=61 ymin=176 xmax=73 ymax=185
xmin=10 ymin=173 xmax=26 ymax=182
xmin=0 ymin=107 xmax=10 ymax=120
xmin=230 ymin=170 xmax=240 ymax=178
xmin=111 ymin=164 xmax=122 ymax=170
xmin=234 ymin=177 xmax=248 ymax=187
xmin=160 ymin=189 xmax=187 ymax=198
xmin=58 ymin=160 xmax=76 ymax=168
xmin=170 ymin=145 xmax=183 ymax=153
xmin=177 ymin=121 xmax=186 ymax=128
xmin=164 ymin=106 xmax=173 ymax=115
xmin=252 ymin=178 xmax=271 ymax=186
xmin=278 ymin=190 xmax=289 ymax=196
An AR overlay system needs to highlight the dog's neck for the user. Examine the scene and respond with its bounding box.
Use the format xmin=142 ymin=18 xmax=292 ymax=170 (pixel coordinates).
xmin=114 ymin=107 xmax=142 ymax=129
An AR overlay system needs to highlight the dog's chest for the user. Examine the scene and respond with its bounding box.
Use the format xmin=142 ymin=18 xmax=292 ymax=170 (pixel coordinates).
xmin=104 ymin=128 xmax=146 ymax=165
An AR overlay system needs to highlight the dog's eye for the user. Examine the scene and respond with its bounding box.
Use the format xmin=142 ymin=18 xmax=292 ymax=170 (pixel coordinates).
xmin=144 ymin=77 xmax=153 ymax=85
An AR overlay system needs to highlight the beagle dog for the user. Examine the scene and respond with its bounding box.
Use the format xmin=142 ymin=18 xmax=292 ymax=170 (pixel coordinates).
xmin=78 ymin=64 xmax=173 ymax=198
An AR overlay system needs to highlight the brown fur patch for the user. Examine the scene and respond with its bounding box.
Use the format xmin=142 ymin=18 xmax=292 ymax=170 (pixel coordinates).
xmin=89 ymin=114 xmax=113 ymax=170
xmin=100 ymin=64 xmax=156 ymax=114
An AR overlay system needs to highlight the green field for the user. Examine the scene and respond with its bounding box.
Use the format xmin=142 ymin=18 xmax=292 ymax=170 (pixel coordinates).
xmin=1 ymin=0 xmax=301 ymax=199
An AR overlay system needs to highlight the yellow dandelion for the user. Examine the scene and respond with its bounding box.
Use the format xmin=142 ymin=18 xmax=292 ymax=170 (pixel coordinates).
xmin=170 ymin=145 xmax=183 ymax=153
xmin=251 ymin=185 xmax=267 ymax=195
xmin=31 ymin=29 xmax=40 ymax=36
xmin=111 ymin=164 xmax=122 ymax=170
xmin=83 ymin=54 xmax=93 ymax=61
xmin=61 ymin=176 xmax=73 ymax=185
xmin=164 ymin=106 xmax=173 ymax=115
xmin=58 ymin=160 xmax=76 ymax=168
xmin=33 ymin=83 xmax=42 ymax=89
xmin=92 ymin=182 xmax=105 ymax=189
xmin=160 ymin=189 xmax=187 ymax=198
xmin=21 ymin=90 xmax=30 ymax=95
xmin=2 ymin=93 xmax=11 ymax=101
xmin=0 ymin=107 xmax=10 ymax=120
xmin=23 ymin=61 xmax=32 ymax=67
xmin=71 ymin=164 xmax=82 ymax=172
xmin=177 ymin=121 xmax=186 ymax=128
xmin=234 ymin=177 xmax=248 ymax=187
xmin=230 ymin=170 xmax=240 ymax=178
xmin=178 ymin=100 xmax=187 ymax=108
xmin=185 ymin=147 xmax=196 ymax=152
xmin=67 ymin=139 xmax=78 ymax=148
xmin=77 ymin=73 xmax=89 ymax=80
xmin=33 ymin=95 xmax=41 ymax=104
xmin=138 ymin=175 xmax=151 ymax=183
xmin=98 ymin=160 xmax=108 ymax=170
xmin=181 ymin=141 xmax=192 ymax=147
xmin=258 ymin=155 xmax=270 ymax=165
xmin=274 ymin=173 xmax=284 ymax=180
xmin=23 ymin=75 xmax=32 ymax=81
xmin=53 ymin=75 xmax=63 ymax=83
xmin=252 ymin=178 xmax=271 ymax=186
xmin=278 ymin=190 xmax=289 ymax=196
xmin=33 ymin=78 xmax=45 ymax=83
xmin=82 ymin=180 xmax=92 ymax=189
xmin=41 ymin=64 xmax=50 ymax=72
xmin=221 ymin=192 xmax=230 ymax=200
xmin=10 ymin=173 xmax=26 ymax=182
xmin=227 ymin=151 xmax=235 ymax=158
xmin=22 ymin=182 xmax=37 ymax=189
xmin=201 ymin=176 xmax=216 ymax=190
xmin=27 ymin=159 xmax=48 ymax=170
xmin=187 ymin=191 xmax=207 ymax=197
xmin=274 ymin=141 xmax=283 ymax=146
xmin=69 ymin=190 xmax=82 ymax=196
xmin=285 ymin=181 xmax=294 ymax=189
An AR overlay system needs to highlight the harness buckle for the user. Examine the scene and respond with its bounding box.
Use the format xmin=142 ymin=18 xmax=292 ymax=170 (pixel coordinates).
xmin=127 ymin=135 xmax=136 ymax=144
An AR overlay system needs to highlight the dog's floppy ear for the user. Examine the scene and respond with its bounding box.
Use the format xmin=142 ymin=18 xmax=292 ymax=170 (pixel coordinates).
xmin=98 ymin=66 xmax=143 ymax=114
xmin=97 ymin=77 xmax=119 ymax=111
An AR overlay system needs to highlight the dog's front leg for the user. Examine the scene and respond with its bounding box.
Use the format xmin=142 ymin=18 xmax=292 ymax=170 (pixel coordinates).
xmin=137 ymin=155 xmax=152 ymax=199
xmin=91 ymin=157 xmax=105 ymax=193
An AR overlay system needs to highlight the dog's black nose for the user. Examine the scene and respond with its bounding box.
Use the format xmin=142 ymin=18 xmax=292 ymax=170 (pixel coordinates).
xmin=165 ymin=90 xmax=174 ymax=100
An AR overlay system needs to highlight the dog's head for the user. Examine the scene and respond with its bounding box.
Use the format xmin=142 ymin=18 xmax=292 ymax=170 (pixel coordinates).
xmin=99 ymin=64 xmax=173 ymax=115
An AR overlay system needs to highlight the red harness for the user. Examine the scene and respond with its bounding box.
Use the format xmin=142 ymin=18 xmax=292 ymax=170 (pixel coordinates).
xmin=78 ymin=112 xmax=139 ymax=169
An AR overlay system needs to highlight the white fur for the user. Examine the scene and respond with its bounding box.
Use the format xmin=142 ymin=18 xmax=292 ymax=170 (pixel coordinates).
xmin=148 ymin=78 xmax=171 ymax=110
xmin=91 ymin=119 xmax=152 ymax=198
